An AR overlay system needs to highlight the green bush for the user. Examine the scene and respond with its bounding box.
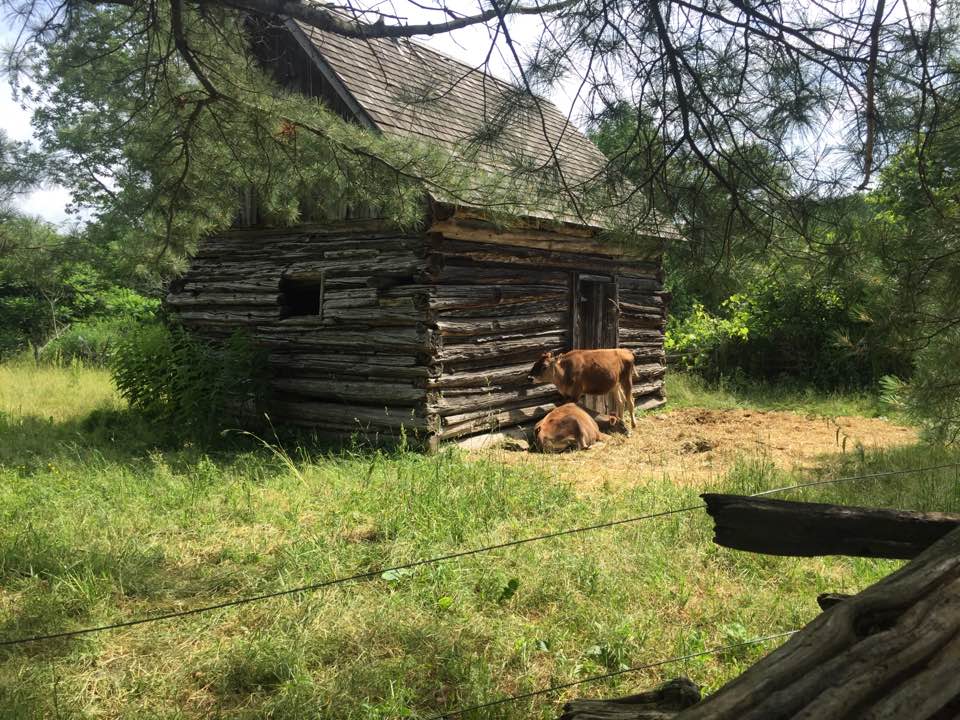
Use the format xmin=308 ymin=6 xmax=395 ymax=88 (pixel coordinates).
xmin=41 ymin=316 xmax=138 ymax=365
xmin=111 ymin=323 xmax=268 ymax=438
xmin=666 ymin=278 xmax=911 ymax=389
xmin=38 ymin=291 xmax=160 ymax=365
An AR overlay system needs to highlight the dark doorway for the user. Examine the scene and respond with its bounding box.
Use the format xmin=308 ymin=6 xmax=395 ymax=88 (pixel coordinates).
xmin=572 ymin=273 xmax=619 ymax=350
xmin=571 ymin=273 xmax=620 ymax=414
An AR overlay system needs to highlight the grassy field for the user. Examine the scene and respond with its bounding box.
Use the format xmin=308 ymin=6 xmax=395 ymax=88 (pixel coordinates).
xmin=1 ymin=362 xmax=958 ymax=719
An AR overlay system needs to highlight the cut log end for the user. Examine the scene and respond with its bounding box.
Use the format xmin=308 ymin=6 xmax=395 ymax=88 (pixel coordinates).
xmin=560 ymin=677 xmax=701 ymax=720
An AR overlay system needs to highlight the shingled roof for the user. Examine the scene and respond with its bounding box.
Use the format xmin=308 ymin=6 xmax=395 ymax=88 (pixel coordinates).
xmin=284 ymin=19 xmax=627 ymax=224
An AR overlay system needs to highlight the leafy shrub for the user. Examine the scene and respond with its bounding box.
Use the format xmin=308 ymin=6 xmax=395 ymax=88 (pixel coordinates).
xmin=41 ymin=316 xmax=137 ymax=365
xmin=111 ymin=322 xmax=268 ymax=438
xmin=665 ymin=297 xmax=752 ymax=372
xmin=38 ymin=291 xmax=159 ymax=365
xmin=666 ymin=278 xmax=911 ymax=389
xmin=882 ymin=328 xmax=960 ymax=444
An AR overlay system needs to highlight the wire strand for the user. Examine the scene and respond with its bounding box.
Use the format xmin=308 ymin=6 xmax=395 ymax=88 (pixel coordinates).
xmin=3 ymin=461 xmax=956 ymax=648
xmin=0 ymin=503 xmax=705 ymax=647
xmin=425 ymin=629 xmax=798 ymax=719
xmin=751 ymin=461 xmax=960 ymax=497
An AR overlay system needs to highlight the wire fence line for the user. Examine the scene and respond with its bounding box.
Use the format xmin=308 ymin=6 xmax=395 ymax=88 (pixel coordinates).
xmin=2 ymin=461 xmax=958 ymax=649
xmin=425 ymin=629 xmax=799 ymax=719
xmin=751 ymin=461 xmax=960 ymax=497
xmin=0 ymin=503 xmax=705 ymax=648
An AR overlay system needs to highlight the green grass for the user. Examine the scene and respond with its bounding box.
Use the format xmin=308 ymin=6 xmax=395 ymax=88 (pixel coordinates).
xmin=664 ymin=371 xmax=895 ymax=418
xmin=0 ymin=363 xmax=957 ymax=719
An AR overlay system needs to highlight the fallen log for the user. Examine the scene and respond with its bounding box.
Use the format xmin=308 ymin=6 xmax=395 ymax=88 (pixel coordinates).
xmin=669 ymin=524 xmax=960 ymax=719
xmin=702 ymin=493 xmax=960 ymax=559
xmin=560 ymin=677 xmax=701 ymax=720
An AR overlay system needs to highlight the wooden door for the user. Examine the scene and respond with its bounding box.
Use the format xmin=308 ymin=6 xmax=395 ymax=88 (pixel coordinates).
xmin=571 ymin=273 xmax=620 ymax=413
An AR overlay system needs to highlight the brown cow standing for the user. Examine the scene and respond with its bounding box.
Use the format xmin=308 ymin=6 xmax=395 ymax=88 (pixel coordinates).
xmin=534 ymin=403 xmax=625 ymax=452
xmin=528 ymin=348 xmax=637 ymax=428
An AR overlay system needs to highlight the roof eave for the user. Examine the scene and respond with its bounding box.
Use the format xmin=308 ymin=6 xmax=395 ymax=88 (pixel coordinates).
xmin=284 ymin=19 xmax=380 ymax=131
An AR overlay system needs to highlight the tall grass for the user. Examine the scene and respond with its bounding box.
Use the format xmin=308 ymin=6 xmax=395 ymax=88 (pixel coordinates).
xmin=664 ymin=371 xmax=894 ymax=418
xmin=0 ymin=363 xmax=955 ymax=719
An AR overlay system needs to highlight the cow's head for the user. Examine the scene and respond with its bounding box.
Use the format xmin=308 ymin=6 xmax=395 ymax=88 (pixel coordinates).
xmin=595 ymin=413 xmax=628 ymax=434
xmin=528 ymin=351 xmax=559 ymax=384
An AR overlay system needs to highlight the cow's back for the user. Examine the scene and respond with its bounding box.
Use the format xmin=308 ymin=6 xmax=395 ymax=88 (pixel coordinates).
xmin=559 ymin=349 xmax=633 ymax=396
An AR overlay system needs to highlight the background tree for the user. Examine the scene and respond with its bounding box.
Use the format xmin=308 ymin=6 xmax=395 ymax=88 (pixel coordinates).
xmin=4 ymin=0 xmax=956 ymax=249
xmin=5 ymin=0 xmax=960 ymax=434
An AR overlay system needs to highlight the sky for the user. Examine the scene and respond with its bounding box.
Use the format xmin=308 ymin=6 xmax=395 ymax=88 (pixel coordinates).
xmin=1 ymin=73 xmax=75 ymax=224
xmin=0 ymin=4 xmax=575 ymax=227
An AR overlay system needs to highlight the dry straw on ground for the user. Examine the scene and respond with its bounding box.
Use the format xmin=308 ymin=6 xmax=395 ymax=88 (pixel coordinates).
xmin=480 ymin=408 xmax=917 ymax=490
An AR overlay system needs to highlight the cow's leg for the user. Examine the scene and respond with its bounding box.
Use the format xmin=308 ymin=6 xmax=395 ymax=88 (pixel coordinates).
xmin=576 ymin=427 xmax=590 ymax=450
xmin=621 ymin=366 xmax=637 ymax=428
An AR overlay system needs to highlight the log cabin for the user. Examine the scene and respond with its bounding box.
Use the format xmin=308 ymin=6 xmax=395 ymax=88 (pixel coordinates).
xmin=166 ymin=18 xmax=679 ymax=447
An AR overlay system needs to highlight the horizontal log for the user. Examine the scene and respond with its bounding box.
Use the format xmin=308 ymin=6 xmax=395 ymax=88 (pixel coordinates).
xmin=283 ymin=259 xmax=426 ymax=282
xmin=434 ymin=239 xmax=660 ymax=275
xmin=431 ymin=217 xmax=668 ymax=259
xmin=627 ymin=348 xmax=667 ymax=364
xmin=435 ymin=313 xmax=567 ymax=337
xmin=319 ymin=308 xmax=422 ymax=326
xmin=630 ymin=380 xmax=665 ymax=398
xmin=702 ymin=494 xmax=960 ymax=559
xmin=271 ymin=378 xmax=425 ymax=405
xmin=179 ymin=279 xmax=282 ymax=293
xmin=636 ymin=395 xmax=666 ymax=412
xmin=618 ymin=313 xmax=667 ymax=330
xmin=438 ymin=401 xmax=557 ymax=439
xmin=436 ymin=299 xmax=566 ymax=319
xmin=427 ymin=264 xmax=569 ymax=287
xmin=618 ymin=295 xmax=665 ymax=315
xmin=269 ymin=352 xmax=423 ymax=369
xmin=427 ymin=285 xmax=567 ymax=311
xmin=429 ymin=384 xmax=560 ymax=416
xmin=185 ymin=260 xmax=281 ymax=274
xmin=256 ymin=327 xmax=435 ymax=352
xmin=204 ymin=222 xmax=397 ymax=241
xmin=176 ymin=309 xmax=278 ymax=324
xmin=560 ymin=678 xmax=701 ymax=720
xmin=437 ymin=332 xmax=568 ymax=365
xmin=430 ymin=219 xmax=623 ymax=256
xmin=635 ymin=363 xmax=667 ymax=380
xmin=322 ymin=289 xmax=379 ymax=308
xmin=441 ymin=206 xmax=598 ymax=238
xmin=618 ymin=276 xmax=664 ymax=293
xmin=619 ymin=328 xmax=665 ymax=343
xmin=166 ymin=292 xmax=281 ymax=307
xmin=426 ymin=362 xmax=534 ymax=389
xmin=270 ymin=399 xmax=429 ymax=430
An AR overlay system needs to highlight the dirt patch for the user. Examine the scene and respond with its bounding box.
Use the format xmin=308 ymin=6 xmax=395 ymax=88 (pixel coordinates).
xmin=474 ymin=407 xmax=918 ymax=490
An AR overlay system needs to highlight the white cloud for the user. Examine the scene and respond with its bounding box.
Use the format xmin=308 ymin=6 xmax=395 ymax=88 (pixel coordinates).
xmin=1 ymin=66 xmax=77 ymax=226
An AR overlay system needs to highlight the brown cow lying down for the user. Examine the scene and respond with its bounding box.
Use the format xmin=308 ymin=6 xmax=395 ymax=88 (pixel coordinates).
xmin=534 ymin=403 xmax=627 ymax=453
xmin=528 ymin=348 xmax=637 ymax=428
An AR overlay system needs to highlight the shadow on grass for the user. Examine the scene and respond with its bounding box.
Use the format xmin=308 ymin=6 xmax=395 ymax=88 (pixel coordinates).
xmin=0 ymin=407 xmax=168 ymax=468
xmin=0 ymin=402 xmax=435 ymax=475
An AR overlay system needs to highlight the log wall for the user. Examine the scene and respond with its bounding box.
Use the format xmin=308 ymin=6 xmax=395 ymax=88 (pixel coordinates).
xmin=425 ymin=209 xmax=668 ymax=440
xmin=166 ymin=222 xmax=436 ymax=437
